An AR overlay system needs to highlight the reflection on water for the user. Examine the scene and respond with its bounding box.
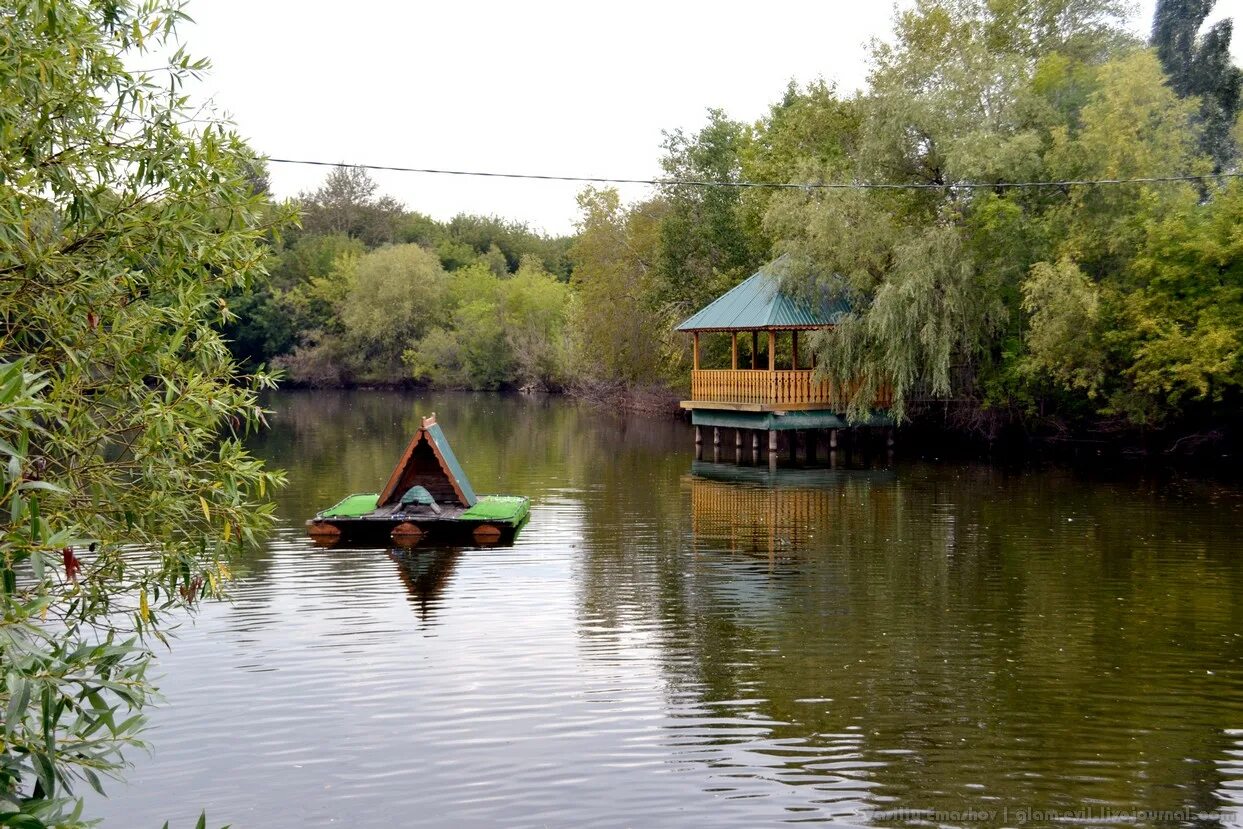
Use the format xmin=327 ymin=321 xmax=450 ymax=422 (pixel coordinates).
xmin=89 ymin=390 xmax=1243 ymax=828
xmin=389 ymin=548 xmax=462 ymax=621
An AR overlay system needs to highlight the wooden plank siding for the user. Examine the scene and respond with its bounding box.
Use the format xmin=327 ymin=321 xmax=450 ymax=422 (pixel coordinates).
xmin=689 ymin=369 xmax=893 ymax=410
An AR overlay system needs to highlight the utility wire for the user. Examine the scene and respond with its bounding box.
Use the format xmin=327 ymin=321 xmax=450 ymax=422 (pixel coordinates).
xmin=266 ymin=156 xmax=1241 ymax=191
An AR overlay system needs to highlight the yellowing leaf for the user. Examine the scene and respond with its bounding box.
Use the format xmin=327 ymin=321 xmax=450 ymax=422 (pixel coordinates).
xmin=222 ymin=521 xmax=232 ymax=543
xmin=199 ymin=496 xmax=210 ymax=521
xmin=139 ymin=591 xmax=150 ymax=622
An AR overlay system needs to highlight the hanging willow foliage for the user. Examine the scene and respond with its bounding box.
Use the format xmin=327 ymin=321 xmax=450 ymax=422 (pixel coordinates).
xmin=767 ymin=1 xmax=1221 ymax=428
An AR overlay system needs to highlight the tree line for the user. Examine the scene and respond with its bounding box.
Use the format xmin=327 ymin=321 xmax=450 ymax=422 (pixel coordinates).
xmin=228 ymin=0 xmax=1243 ymax=442
xmin=223 ymin=168 xmax=575 ymax=389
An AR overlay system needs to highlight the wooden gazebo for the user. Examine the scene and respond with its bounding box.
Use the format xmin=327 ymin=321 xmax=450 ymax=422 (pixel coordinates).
xmin=676 ymin=258 xmax=891 ymax=457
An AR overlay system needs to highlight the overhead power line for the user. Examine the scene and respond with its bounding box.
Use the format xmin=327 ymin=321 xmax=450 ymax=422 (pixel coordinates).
xmin=266 ymin=156 xmax=1241 ymax=191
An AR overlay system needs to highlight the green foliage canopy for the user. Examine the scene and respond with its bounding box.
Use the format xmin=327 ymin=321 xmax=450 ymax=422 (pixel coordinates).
xmin=569 ymin=188 xmax=671 ymax=386
xmin=767 ymin=0 xmax=1233 ymax=428
xmin=404 ymin=259 xmax=571 ymax=391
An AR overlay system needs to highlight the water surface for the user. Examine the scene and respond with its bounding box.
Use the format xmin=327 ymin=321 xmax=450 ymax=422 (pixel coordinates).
xmin=93 ymin=390 xmax=1243 ymax=827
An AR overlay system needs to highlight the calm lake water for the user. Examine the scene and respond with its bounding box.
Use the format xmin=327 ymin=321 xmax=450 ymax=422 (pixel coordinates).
xmin=91 ymin=390 xmax=1243 ymax=828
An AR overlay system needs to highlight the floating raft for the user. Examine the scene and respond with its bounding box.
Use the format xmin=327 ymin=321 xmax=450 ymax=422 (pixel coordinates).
xmin=307 ymin=414 xmax=530 ymax=547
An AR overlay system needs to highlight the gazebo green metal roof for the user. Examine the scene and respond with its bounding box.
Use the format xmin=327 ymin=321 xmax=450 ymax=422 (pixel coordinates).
xmin=675 ymin=257 xmax=850 ymax=332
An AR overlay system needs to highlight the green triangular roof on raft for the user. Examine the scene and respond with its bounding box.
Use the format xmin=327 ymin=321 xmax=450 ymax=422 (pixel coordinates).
xmin=675 ymin=255 xmax=852 ymax=332
xmin=378 ymin=413 xmax=478 ymax=508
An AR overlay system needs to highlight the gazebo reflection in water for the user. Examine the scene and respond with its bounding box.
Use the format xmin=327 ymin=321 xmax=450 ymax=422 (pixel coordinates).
xmin=684 ymin=461 xmax=897 ymax=565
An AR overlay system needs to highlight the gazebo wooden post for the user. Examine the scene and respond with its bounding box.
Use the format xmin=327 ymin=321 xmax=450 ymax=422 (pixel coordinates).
xmin=767 ymin=328 xmax=778 ymax=411
xmin=692 ymin=332 xmax=700 ymax=371
xmin=731 ymin=332 xmax=738 ymax=370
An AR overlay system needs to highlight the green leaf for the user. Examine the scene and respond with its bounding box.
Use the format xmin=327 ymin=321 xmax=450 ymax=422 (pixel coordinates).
xmin=5 ymin=674 xmax=30 ymax=735
xmin=83 ymin=768 xmax=105 ymax=796
xmin=17 ymin=481 xmax=67 ymax=495
xmin=31 ymin=753 xmax=55 ymax=800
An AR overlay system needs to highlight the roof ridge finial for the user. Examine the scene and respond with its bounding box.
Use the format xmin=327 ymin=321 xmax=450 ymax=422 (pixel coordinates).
xmin=422 ymin=412 xmax=437 ymax=428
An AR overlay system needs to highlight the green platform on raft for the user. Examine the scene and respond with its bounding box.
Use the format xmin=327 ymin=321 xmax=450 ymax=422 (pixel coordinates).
xmin=320 ymin=493 xmax=380 ymax=518
xmin=461 ymin=496 xmax=529 ymax=521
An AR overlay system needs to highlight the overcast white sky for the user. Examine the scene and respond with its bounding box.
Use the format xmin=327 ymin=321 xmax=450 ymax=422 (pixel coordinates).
xmin=181 ymin=0 xmax=1242 ymax=236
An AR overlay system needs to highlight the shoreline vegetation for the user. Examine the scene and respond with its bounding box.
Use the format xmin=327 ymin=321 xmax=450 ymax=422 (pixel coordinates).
xmin=225 ymin=0 xmax=1243 ymax=465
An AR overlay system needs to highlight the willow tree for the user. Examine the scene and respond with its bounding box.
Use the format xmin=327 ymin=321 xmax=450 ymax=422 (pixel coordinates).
xmin=0 ymin=1 xmax=290 ymax=825
xmin=764 ymin=0 xmax=1220 ymax=426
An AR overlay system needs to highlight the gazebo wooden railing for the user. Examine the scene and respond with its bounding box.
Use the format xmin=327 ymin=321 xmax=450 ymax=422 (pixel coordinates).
xmin=690 ymin=369 xmax=893 ymax=409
